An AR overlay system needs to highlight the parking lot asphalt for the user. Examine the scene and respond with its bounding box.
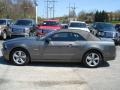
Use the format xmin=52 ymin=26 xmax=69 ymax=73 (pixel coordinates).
xmin=0 ymin=40 xmax=120 ymax=90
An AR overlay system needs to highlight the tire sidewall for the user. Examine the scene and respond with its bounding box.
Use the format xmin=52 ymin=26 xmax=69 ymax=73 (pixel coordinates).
xmin=83 ymin=51 xmax=102 ymax=68
xmin=10 ymin=49 xmax=30 ymax=66
xmin=2 ymin=31 xmax=7 ymax=40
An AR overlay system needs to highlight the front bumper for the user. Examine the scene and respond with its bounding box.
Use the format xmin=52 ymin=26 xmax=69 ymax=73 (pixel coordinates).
xmin=11 ymin=32 xmax=29 ymax=36
xmin=113 ymin=38 xmax=120 ymax=44
xmin=2 ymin=48 xmax=10 ymax=61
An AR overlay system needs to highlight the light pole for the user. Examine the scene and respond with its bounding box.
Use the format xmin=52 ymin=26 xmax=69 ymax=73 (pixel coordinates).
xmin=34 ymin=0 xmax=38 ymax=24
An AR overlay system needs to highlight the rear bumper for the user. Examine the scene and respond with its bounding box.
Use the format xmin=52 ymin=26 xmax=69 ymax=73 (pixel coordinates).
xmin=103 ymin=46 xmax=116 ymax=61
xmin=104 ymin=56 xmax=116 ymax=61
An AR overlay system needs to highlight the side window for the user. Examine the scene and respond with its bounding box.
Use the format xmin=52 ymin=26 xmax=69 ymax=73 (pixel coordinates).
xmin=72 ymin=33 xmax=85 ymax=41
xmin=51 ymin=32 xmax=75 ymax=41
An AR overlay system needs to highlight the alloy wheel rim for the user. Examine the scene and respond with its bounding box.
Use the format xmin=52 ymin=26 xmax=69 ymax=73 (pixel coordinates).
xmin=13 ymin=51 xmax=27 ymax=65
xmin=86 ymin=53 xmax=100 ymax=67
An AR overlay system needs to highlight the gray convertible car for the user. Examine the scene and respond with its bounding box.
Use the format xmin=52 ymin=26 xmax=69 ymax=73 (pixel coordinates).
xmin=2 ymin=30 xmax=116 ymax=68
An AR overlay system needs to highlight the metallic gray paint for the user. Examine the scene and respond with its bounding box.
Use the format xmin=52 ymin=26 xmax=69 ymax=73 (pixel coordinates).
xmin=2 ymin=30 xmax=116 ymax=63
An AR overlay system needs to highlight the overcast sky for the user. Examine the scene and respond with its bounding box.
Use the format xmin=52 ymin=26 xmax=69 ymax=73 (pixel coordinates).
xmin=37 ymin=0 xmax=120 ymax=18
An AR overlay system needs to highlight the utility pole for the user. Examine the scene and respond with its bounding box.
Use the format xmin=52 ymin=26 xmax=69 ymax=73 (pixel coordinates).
xmin=48 ymin=6 xmax=53 ymax=18
xmin=68 ymin=3 xmax=77 ymax=21
xmin=67 ymin=3 xmax=71 ymax=22
xmin=52 ymin=0 xmax=57 ymax=19
xmin=45 ymin=0 xmax=57 ymax=19
xmin=67 ymin=3 xmax=73 ymax=22
xmin=71 ymin=3 xmax=77 ymax=20
xmin=46 ymin=0 xmax=49 ymax=19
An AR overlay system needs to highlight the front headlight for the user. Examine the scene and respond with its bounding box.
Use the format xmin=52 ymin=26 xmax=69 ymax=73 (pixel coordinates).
xmin=24 ymin=28 xmax=29 ymax=33
xmin=3 ymin=43 xmax=7 ymax=49
xmin=25 ymin=27 xmax=29 ymax=31
xmin=97 ymin=31 xmax=104 ymax=37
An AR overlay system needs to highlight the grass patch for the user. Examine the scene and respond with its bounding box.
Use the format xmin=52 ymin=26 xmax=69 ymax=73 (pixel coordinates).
xmin=109 ymin=21 xmax=120 ymax=25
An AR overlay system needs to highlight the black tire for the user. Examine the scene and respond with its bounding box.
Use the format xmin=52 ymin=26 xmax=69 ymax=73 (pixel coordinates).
xmin=2 ymin=31 xmax=7 ymax=40
xmin=10 ymin=48 xmax=30 ymax=66
xmin=83 ymin=51 xmax=102 ymax=68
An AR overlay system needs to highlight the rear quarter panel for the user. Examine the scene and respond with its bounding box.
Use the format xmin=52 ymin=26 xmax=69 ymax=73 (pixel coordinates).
xmin=82 ymin=41 xmax=116 ymax=61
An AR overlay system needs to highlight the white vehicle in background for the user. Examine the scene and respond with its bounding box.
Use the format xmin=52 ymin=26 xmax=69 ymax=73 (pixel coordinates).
xmin=68 ymin=21 xmax=90 ymax=32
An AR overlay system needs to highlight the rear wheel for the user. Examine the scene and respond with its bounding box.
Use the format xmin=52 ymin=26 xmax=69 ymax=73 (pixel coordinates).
xmin=83 ymin=51 xmax=102 ymax=68
xmin=10 ymin=48 xmax=30 ymax=66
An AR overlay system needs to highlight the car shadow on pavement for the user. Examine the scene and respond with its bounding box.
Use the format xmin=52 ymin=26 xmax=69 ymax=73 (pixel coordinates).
xmin=0 ymin=56 xmax=110 ymax=68
xmin=28 ymin=61 xmax=110 ymax=68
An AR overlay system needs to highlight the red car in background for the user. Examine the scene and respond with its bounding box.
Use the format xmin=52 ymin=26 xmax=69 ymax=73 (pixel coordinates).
xmin=36 ymin=20 xmax=62 ymax=36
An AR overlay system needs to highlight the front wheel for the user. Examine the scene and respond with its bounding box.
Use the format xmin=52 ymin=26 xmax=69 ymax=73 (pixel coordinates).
xmin=83 ymin=51 xmax=102 ymax=68
xmin=10 ymin=49 xmax=30 ymax=66
xmin=2 ymin=31 xmax=7 ymax=40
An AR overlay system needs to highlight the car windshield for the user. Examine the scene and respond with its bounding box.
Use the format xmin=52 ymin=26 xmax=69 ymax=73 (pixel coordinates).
xmin=15 ymin=20 xmax=32 ymax=26
xmin=42 ymin=21 xmax=59 ymax=26
xmin=69 ymin=23 xmax=87 ymax=28
xmin=97 ymin=23 xmax=115 ymax=31
xmin=0 ymin=20 xmax=6 ymax=25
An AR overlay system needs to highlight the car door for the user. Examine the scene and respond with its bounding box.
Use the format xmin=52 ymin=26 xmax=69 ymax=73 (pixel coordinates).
xmin=41 ymin=32 xmax=81 ymax=61
xmin=40 ymin=32 xmax=76 ymax=60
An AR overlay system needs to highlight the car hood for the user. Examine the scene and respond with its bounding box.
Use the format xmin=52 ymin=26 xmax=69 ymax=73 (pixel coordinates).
xmin=0 ymin=25 xmax=6 ymax=28
xmin=11 ymin=25 xmax=31 ymax=29
xmin=68 ymin=27 xmax=90 ymax=32
xmin=99 ymin=28 xmax=116 ymax=32
xmin=99 ymin=29 xmax=119 ymax=38
xmin=5 ymin=37 xmax=37 ymax=44
xmin=100 ymin=38 xmax=114 ymax=41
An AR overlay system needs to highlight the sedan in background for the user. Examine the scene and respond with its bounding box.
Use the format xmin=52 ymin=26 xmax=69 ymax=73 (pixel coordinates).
xmin=90 ymin=22 xmax=120 ymax=45
xmin=2 ymin=30 xmax=116 ymax=68
xmin=68 ymin=21 xmax=90 ymax=32
xmin=10 ymin=19 xmax=36 ymax=37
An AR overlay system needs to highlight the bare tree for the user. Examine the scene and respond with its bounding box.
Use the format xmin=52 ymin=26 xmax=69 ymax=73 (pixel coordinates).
xmin=0 ymin=0 xmax=35 ymax=19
